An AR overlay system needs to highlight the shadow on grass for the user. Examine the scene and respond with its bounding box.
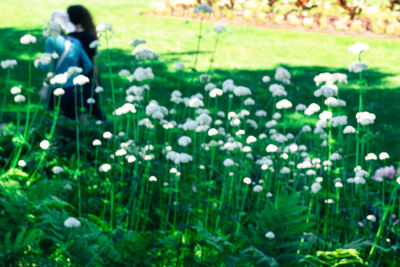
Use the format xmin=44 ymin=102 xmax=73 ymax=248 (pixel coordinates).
xmin=1 ymin=27 xmax=399 ymax=160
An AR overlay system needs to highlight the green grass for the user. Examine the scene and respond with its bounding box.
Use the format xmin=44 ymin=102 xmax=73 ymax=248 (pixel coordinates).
xmin=1 ymin=0 xmax=400 ymax=159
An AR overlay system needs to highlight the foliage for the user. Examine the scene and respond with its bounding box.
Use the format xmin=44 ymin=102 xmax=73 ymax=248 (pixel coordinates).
xmin=0 ymin=0 xmax=399 ymax=265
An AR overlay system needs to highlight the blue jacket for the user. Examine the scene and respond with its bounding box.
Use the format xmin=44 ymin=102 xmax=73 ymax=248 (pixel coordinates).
xmin=40 ymin=35 xmax=93 ymax=87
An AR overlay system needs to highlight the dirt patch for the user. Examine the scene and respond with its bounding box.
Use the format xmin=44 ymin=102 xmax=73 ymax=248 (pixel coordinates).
xmin=144 ymin=12 xmax=400 ymax=40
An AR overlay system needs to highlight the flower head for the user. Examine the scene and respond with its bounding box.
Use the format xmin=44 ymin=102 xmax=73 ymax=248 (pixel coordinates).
xmin=356 ymin=111 xmax=375 ymax=125
xmin=265 ymin=231 xmax=275 ymax=239
xmin=73 ymin=75 xmax=90 ymax=86
xmin=64 ymin=217 xmax=81 ymax=228
xmin=20 ymin=34 xmax=37 ymax=45
xmin=213 ymin=23 xmax=226 ymax=33
xmin=99 ymin=163 xmax=111 ymax=173
xmin=54 ymin=88 xmax=65 ymax=96
xmin=1 ymin=59 xmax=17 ymax=69
xmin=132 ymin=45 xmax=159 ymax=60
xmin=40 ymin=140 xmax=50 ymax=150
xmin=14 ymin=94 xmax=26 ymax=103
xmin=276 ymin=99 xmax=292 ymax=109
xmin=348 ymin=42 xmax=370 ymax=56
xmin=130 ymin=38 xmax=146 ymax=47
xmin=193 ymin=4 xmax=213 ymax=14
xmin=97 ymin=22 xmax=113 ymax=33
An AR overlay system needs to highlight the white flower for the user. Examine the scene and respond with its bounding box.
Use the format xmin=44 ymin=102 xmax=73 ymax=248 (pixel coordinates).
xmin=214 ymin=23 xmax=226 ymax=33
xmin=314 ymin=72 xmax=347 ymax=86
xmin=208 ymin=128 xmax=218 ymax=136
xmin=223 ymin=158 xmax=235 ymax=167
xmin=126 ymin=155 xmax=136 ymax=163
xmin=40 ymin=140 xmax=50 ymax=150
xmin=189 ymin=96 xmax=204 ymax=108
xmin=266 ymin=144 xmax=278 ymax=153
xmin=176 ymin=62 xmax=185 ymax=70
xmin=96 ymin=22 xmax=113 ymax=33
xmin=265 ymin=231 xmax=275 ymax=239
xmin=132 ymin=45 xmax=159 ymax=60
xmin=103 ymin=131 xmax=113 ymax=139
xmin=379 ymin=152 xmax=390 ymax=160
xmin=64 ymin=217 xmax=81 ymax=228
xmin=253 ymin=185 xmax=263 ymax=192
xmin=233 ymin=86 xmax=251 ymax=96
xmin=89 ymin=40 xmax=101 ymax=49
xmin=20 ymin=34 xmax=37 ymax=45
xmin=9 ymin=86 xmax=21 ymax=96
xmin=193 ymin=4 xmax=213 ymax=13
xmin=330 ymin=152 xmax=341 ymax=161
xmin=67 ymin=66 xmax=83 ymax=77
xmin=280 ymin=167 xmax=290 ymax=174
xmin=274 ymin=67 xmax=291 ymax=84
xmin=343 ymin=125 xmax=356 ymax=134
xmin=87 ymin=97 xmax=95 ymax=104
xmin=348 ymin=61 xmax=368 ymax=73
xmin=205 ymin=83 xmax=216 ymax=91
xmin=239 ymin=177 xmax=251 ymax=186
xmin=319 ymin=111 xmax=333 ymax=121
xmin=329 ymin=115 xmax=347 ymax=127
xmin=130 ymin=38 xmax=146 ymax=47
xmin=36 ymin=53 xmax=52 ymax=67
xmin=304 ymin=103 xmax=320 ymax=116
xmin=302 ymin=125 xmax=312 ymax=132
xmin=262 ymin=76 xmax=270 ymax=83
xmin=149 ymin=176 xmax=157 ymax=182
xmin=92 ymin=139 xmax=101 ymax=146
xmin=296 ymin=104 xmax=306 ymax=112
xmin=95 ymin=86 xmax=104 ymax=93
xmin=50 ymin=73 xmax=68 ymax=85
xmin=52 ymin=166 xmax=64 ymax=174
xmin=356 ymin=111 xmax=376 ymax=125
xmin=325 ymin=97 xmax=346 ymax=107
xmin=365 ymin=153 xmax=377 ymax=161
xmin=244 ymin=98 xmax=255 ymax=106
xmin=53 ymin=88 xmax=65 ymax=96
xmin=18 ymin=160 xmax=26 ymax=167
xmin=99 ymin=163 xmax=111 ymax=172
xmin=196 ymin=113 xmax=212 ymax=125
xmin=14 ymin=94 xmax=26 ymax=103
xmin=178 ymin=136 xmax=192 ymax=147
xmin=269 ymin=84 xmax=287 ymax=97
xmin=114 ymin=103 xmax=137 ymax=116
xmin=209 ymin=88 xmax=223 ymax=98
xmin=335 ymin=182 xmax=343 ymax=188
xmin=276 ymin=99 xmax=292 ymax=109
xmin=115 ymin=149 xmax=127 ymax=157
xmin=246 ymin=136 xmax=257 ymax=144
xmin=348 ymin=42 xmax=370 ymax=55
xmin=314 ymin=85 xmax=338 ymax=98
xmin=166 ymin=151 xmax=193 ymax=164
xmin=1 ymin=59 xmax=17 ymax=69
xmin=255 ymin=110 xmax=267 ymax=117
xmin=366 ymin=214 xmax=376 ymax=222
xmin=311 ymin=182 xmax=322 ymax=193
xmin=73 ymin=75 xmax=90 ymax=86
xmin=119 ymin=69 xmax=130 ymax=77
xmin=199 ymin=74 xmax=211 ymax=83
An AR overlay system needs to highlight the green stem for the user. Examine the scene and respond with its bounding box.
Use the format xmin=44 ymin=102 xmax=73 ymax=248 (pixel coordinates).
xmin=190 ymin=18 xmax=204 ymax=85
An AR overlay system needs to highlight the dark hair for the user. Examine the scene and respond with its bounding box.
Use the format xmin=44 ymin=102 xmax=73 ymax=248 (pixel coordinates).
xmin=67 ymin=5 xmax=97 ymax=39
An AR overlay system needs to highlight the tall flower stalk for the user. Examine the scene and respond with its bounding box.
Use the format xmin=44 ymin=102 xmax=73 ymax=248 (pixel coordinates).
xmin=190 ymin=4 xmax=213 ymax=85
xmin=348 ymin=42 xmax=369 ymax=166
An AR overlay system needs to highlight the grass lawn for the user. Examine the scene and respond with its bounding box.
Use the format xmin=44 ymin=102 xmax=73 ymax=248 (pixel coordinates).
xmin=1 ymin=0 xmax=400 ymax=159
